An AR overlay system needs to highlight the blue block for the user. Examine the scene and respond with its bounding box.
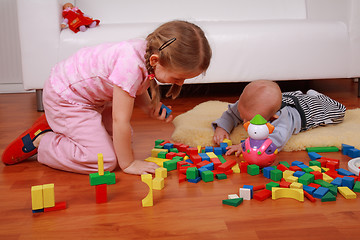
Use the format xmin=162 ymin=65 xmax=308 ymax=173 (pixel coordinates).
xmin=294 ymin=171 xmax=306 ymax=178
xmin=313 ymin=187 xmax=329 ymax=199
xmin=205 ymin=146 xmax=213 ymax=152
xmin=243 ymin=185 xmax=254 ymax=198
xmin=163 ymin=143 xmax=174 ymax=150
xmin=203 ymin=162 xmax=214 ymax=171
xmin=220 ymin=142 xmax=228 ymax=154
xmin=188 ymin=176 xmax=201 ymax=183
xmin=337 ymin=168 xmax=356 ymax=176
xmin=263 ymin=166 xmax=274 ymax=179
xmin=303 ymin=185 xmax=316 ymax=195
xmin=32 ymin=209 xmax=44 ymax=213
xmin=331 ymin=177 xmax=343 ymax=187
xmin=291 ymin=161 xmax=304 ymax=166
xmin=185 ymin=159 xmax=193 ymax=164
xmin=308 ymin=152 xmax=322 ymax=160
xmin=298 ymin=164 xmax=309 ymax=169
xmin=341 ymin=143 xmax=354 ymax=155
xmin=198 ymin=153 xmax=210 ymax=161
xmin=198 ymin=167 xmax=208 ymax=176
xmin=342 ymin=176 xmax=355 ymax=189
xmin=214 ymin=147 xmax=223 ymax=155
xmin=159 ymin=104 xmax=172 ymax=118
xmin=347 ymin=148 xmax=360 ymax=158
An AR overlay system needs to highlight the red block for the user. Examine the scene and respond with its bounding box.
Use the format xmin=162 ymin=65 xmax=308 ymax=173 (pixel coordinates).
xmin=178 ymin=144 xmax=189 ymax=152
xmin=166 ymin=152 xmax=176 ymax=160
xmin=186 ymin=147 xmax=198 ymax=156
xmin=253 ymin=185 xmax=266 ymax=191
xmin=179 ymin=173 xmax=187 ymax=183
xmin=196 ymin=160 xmax=211 ymax=168
xmin=44 ymin=201 xmax=67 ymax=212
xmin=277 ymin=164 xmax=289 ymax=172
xmin=176 ymin=152 xmax=186 ymax=158
xmin=179 ymin=165 xmax=195 ymax=174
xmin=253 ymin=189 xmax=272 ymax=201
xmin=189 ymin=154 xmax=202 ymax=164
xmin=240 ymin=162 xmax=249 ymax=173
xmin=218 ymin=159 xmax=236 ymax=172
xmin=304 ymin=191 xmax=316 ymax=202
xmin=95 ymin=184 xmax=107 ymax=204
xmin=289 ymin=166 xmax=302 ymax=172
xmin=325 ymin=170 xmax=342 ymax=179
xmin=224 ymin=169 xmax=233 ymax=175
xmin=210 ymin=158 xmax=222 ymax=169
xmin=308 ymin=183 xmax=321 ymax=189
xmin=310 ymin=171 xmax=323 ymax=180
xmin=317 ymin=158 xmax=327 ymax=167
xmin=160 ymin=140 xmax=170 ymax=146
xmin=177 ymin=161 xmax=189 ymax=169
xmin=279 ymin=180 xmax=291 ymax=188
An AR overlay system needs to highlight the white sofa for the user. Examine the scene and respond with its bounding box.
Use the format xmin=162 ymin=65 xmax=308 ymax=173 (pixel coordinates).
xmin=17 ymin=0 xmax=360 ymax=110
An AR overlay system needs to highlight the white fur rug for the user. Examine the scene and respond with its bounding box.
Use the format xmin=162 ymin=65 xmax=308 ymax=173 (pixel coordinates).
xmin=171 ymin=101 xmax=360 ymax=151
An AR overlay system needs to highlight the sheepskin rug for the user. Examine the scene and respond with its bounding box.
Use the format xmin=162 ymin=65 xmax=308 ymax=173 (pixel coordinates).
xmin=171 ymin=100 xmax=360 ymax=151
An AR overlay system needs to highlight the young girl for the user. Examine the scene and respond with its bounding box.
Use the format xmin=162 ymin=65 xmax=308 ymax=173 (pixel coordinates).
xmin=2 ymin=20 xmax=212 ymax=175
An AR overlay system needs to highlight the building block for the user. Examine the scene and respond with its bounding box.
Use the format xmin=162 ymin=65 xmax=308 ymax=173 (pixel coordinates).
xmin=42 ymin=183 xmax=55 ymax=208
xmin=285 ymin=175 xmax=298 ymax=183
xmin=217 ymin=155 xmax=227 ymax=163
xmin=151 ymin=148 xmax=168 ymax=157
xmin=31 ymin=185 xmax=44 ymax=210
xmin=341 ymin=143 xmax=354 ymax=155
xmin=279 ymin=161 xmax=290 ymax=168
xmin=153 ymin=177 xmax=165 ymax=190
xmin=186 ymin=167 xmax=199 ymax=179
xmin=155 ymin=167 xmax=167 ymax=178
xmin=141 ymin=174 xmax=153 ymax=207
xmin=201 ymin=170 xmax=214 ymax=182
xmin=188 ymin=176 xmax=201 ymax=183
xmin=308 ymin=152 xmax=322 ymax=160
xmin=342 ymin=176 xmax=355 ymax=189
xmin=313 ymin=187 xmax=329 ymax=199
xmin=247 ymin=164 xmax=260 ymax=176
xmin=283 ymin=170 xmax=295 ymax=179
xmin=353 ymin=181 xmax=360 ymax=192
xmin=95 ymin=184 xmax=107 ymax=204
xmin=214 ymin=147 xmax=223 ymax=155
xmin=310 ymin=171 xmax=323 ymax=180
xmin=303 ymin=185 xmax=316 ymax=195
xmin=89 ymin=171 xmax=116 ymax=186
xmin=272 ymin=187 xmax=304 ymax=202
xmin=291 ymin=160 xmax=304 ymax=166
xmin=347 ymin=148 xmax=360 ymax=158
xmin=240 ymin=161 xmax=249 ymax=173
xmin=270 ymin=169 xmax=283 ymax=181
xmin=266 ymin=182 xmax=280 ymax=191
xmin=309 ymin=160 xmax=322 ymax=168
xmin=163 ymin=159 xmax=180 ymax=171
xmin=277 ymin=164 xmax=289 ymax=172
xmin=279 ymin=180 xmax=292 ymax=188
xmin=331 ymin=177 xmax=343 ymax=187
xmin=293 ymin=171 xmax=305 ymax=178
xmin=304 ymin=191 xmax=316 ymax=202
xmin=298 ymin=173 xmax=315 ymax=185
xmin=222 ymin=198 xmax=243 ymax=207
xmin=290 ymin=182 xmax=303 ymax=189
xmin=155 ymin=139 xmax=165 ymax=146
xmin=263 ymin=166 xmax=274 ymax=179
xmin=218 ymin=159 xmax=237 ymax=172
xmin=178 ymin=173 xmax=187 ymax=183
xmin=239 ymin=188 xmax=251 ymax=200
xmin=44 ymin=201 xmax=67 ymax=212
xmin=228 ymin=194 xmax=240 ymax=199
xmin=243 ymin=185 xmax=254 ymax=198
xmin=337 ymin=168 xmax=356 ymax=176
xmin=306 ymin=146 xmax=339 ymax=152
xmin=216 ymin=173 xmax=227 ymax=180
xmin=321 ymin=191 xmax=336 ymax=202
xmin=309 ymin=166 xmax=322 ymax=172
xmin=231 ymin=163 xmax=240 ymax=173
xmin=222 ymin=138 xmax=232 ymax=146
xmin=253 ymin=189 xmax=272 ymax=201
xmin=97 ymin=153 xmax=104 ymax=176
xmin=253 ymin=185 xmax=266 ymax=191
xmin=163 ymin=142 xmax=174 ymax=150
xmin=338 ymin=186 xmax=357 ymax=199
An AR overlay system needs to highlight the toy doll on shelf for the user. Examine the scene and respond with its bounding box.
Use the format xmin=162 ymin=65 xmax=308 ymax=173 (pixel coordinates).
xmin=61 ymin=3 xmax=100 ymax=33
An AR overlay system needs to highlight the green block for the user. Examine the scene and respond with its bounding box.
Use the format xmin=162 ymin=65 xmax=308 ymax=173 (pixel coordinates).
xmin=314 ymin=179 xmax=333 ymax=188
xmin=353 ymin=181 xmax=360 ymax=192
xmin=155 ymin=139 xmax=165 ymax=146
xmin=172 ymin=156 xmax=183 ymax=161
xmin=186 ymin=167 xmax=199 ymax=179
xmin=302 ymin=167 xmax=315 ymax=173
xmin=279 ymin=161 xmax=290 ymax=168
xmin=298 ymin=173 xmax=315 ymax=185
xmin=309 ymin=160 xmax=321 ymax=168
xmin=216 ymin=173 xmax=227 ymax=180
xmin=201 ymin=170 xmax=214 ymax=182
xmin=328 ymin=185 xmax=338 ymax=196
xmin=266 ymin=182 xmax=280 ymax=191
xmin=154 ymin=145 xmax=163 ymax=149
xmin=169 ymin=148 xmax=179 ymax=153
xmin=247 ymin=164 xmax=260 ymax=176
xmin=163 ymin=159 xmax=178 ymax=171
xmin=306 ymin=146 xmax=339 ymax=152
xmin=89 ymin=171 xmax=116 ymax=186
xmin=217 ymin=155 xmax=226 ymax=163
xmin=222 ymin=198 xmax=243 ymax=207
xmin=158 ymin=151 xmax=167 ymax=159
xmin=270 ymin=169 xmax=283 ymax=181
xmin=321 ymin=192 xmax=336 ymax=202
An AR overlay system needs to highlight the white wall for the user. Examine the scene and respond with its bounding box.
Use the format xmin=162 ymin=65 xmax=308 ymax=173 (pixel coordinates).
xmin=0 ymin=0 xmax=25 ymax=93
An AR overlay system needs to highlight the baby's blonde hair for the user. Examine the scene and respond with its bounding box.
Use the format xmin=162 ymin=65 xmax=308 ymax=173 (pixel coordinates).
xmin=145 ymin=20 xmax=212 ymax=106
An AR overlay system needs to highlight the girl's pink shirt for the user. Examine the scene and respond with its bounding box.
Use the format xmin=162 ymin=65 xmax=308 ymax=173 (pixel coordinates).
xmin=49 ymin=39 xmax=148 ymax=106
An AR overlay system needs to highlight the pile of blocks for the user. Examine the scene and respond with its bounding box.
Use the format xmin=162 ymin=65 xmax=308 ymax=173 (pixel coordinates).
xmin=145 ymin=139 xmax=242 ymax=184
xmin=31 ymin=183 xmax=66 ymax=213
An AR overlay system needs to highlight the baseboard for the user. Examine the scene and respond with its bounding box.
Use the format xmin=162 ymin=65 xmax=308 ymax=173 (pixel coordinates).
xmin=0 ymin=83 xmax=34 ymax=93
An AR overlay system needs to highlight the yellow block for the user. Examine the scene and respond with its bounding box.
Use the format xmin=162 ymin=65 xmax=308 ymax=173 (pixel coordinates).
xmin=290 ymin=182 xmax=303 ymax=189
xmin=141 ymin=174 xmax=153 ymax=207
xmin=206 ymin=152 xmax=218 ymax=158
xmin=322 ymin=173 xmax=334 ymax=183
xmin=145 ymin=157 xmax=170 ymax=167
xmin=338 ymin=187 xmax=357 ymax=199
xmin=98 ymin=153 xmax=104 ymax=176
xmin=184 ymin=156 xmax=189 ymax=161
xmin=283 ymin=170 xmax=295 ymax=179
xmin=43 ymin=183 xmax=55 ymax=208
xmin=153 ymin=177 xmax=164 ymax=190
xmin=197 ymin=145 xmax=202 ymax=153
xmin=151 ymin=148 xmax=168 ymax=157
xmin=272 ymin=187 xmax=304 ymax=202
xmin=223 ymin=138 xmax=232 ymax=146
xmin=155 ymin=167 xmax=167 ymax=178
xmin=231 ymin=163 xmax=240 ymax=173
xmin=309 ymin=166 xmax=322 ymax=172
xmin=31 ymin=185 xmax=44 ymax=210
xmin=284 ymin=175 xmax=298 ymax=183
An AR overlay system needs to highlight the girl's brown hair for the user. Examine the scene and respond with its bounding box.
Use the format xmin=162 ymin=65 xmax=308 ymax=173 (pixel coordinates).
xmin=145 ymin=20 xmax=212 ymax=107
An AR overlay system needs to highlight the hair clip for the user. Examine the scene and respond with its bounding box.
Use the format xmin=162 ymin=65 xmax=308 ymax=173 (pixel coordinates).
xmin=148 ymin=74 xmax=155 ymax=80
xmin=159 ymin=38 xmax=176 ymax=51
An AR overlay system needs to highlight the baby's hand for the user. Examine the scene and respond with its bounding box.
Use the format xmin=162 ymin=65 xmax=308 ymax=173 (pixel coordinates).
xmin=123 ymin=160 xmax=159 ymax=175
xmin=150 ymin=102 xmax=173 ymax=123
xmin=225 ymin=144 xmax=242 ymax=157
xmin=213 ymin=127 xmax=230 ymax=145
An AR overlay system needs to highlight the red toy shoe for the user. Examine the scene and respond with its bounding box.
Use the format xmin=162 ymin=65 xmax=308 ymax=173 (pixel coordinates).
xmin=2 ymin=114 xmax=52 ymax=165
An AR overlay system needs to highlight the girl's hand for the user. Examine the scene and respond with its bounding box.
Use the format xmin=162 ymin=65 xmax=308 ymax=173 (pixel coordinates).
xmin=225 ymin=144 xmax=243 ymax=157
xmin=150 ymin=102 xmax=173 ymax=123
xmin=213 ymin=127 xmax=230 ymax=145
xmin=123 ymin=160 xmax=159 ymax=175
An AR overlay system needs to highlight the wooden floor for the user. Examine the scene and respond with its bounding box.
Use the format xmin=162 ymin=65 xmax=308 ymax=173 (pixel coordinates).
xmin=0 ymin=79 xmax=359 ymax=240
